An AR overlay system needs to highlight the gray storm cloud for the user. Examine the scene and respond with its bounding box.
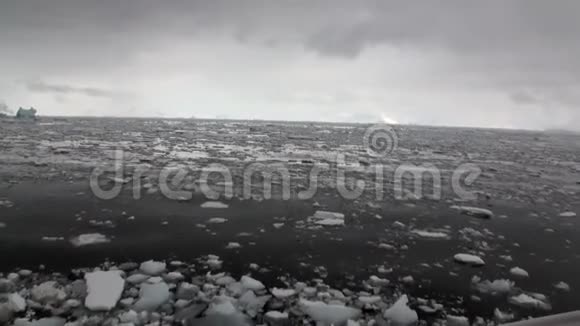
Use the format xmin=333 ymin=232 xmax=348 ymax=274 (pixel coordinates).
xmin=1 ymin=0 xmax=579 ymax=129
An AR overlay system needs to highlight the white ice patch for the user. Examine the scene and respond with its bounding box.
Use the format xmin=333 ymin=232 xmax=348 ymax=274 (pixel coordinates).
xmin=510 ymin=267 xmax=529 ymax=278
xmin=133 ymin=282 xmax=170 ymax=312
xmin=508 ymin=293 xmax=552 ymax=311
xmin=201 ymin=201 xmax=229 ymax=209
xmin=272 ymin=288 xmax=296 ymax=299
xmin=308 ymin=210 xmax=345 ymax=226
xmin=208 ymin=217 xmax=228 ymax=224
xmin=84 ymin=271 xmax=125 ymax=311
xmin=554 ymin=281 xmax=571 ymax=292
xmin=454 ymin=253 xmax=485 ymax=266
xmin=70 ymin=233 xmax=110 ymax=247
xmin=559 ymin=211 xmax=577 ymax=217
xmin=383 ymin=295 xmax=418 ymax=326
xmin=300 ymin=299 xmax=361 ymax=325
xmin=474 ymin=279 xmax=514 ymax=295
xmin=452 ymin=205 xmax=494 ymax=219
xmin=410 ymin=229 xmax=449 ymax=239
xmin=225 ymin=242 xmax=242 ymax=249
xmin=241 ymin=275 xmax=265 ymax=291
xmin=140 ymin=260 xmax=166 ymax=276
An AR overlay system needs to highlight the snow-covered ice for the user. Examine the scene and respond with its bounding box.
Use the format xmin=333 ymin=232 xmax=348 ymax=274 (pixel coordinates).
xmin=410 ymin=229 xmax=449 ymax=239
xmin=510 ymin=267 xmax=529 ymax=278
xmin=70 ymin=233 xmax=110 ymax=247
xmin=201 ymin=201 xmax=229 ymax=209
xmin=300 ymin=299 xmax=361 ymax=325
xmin=454 ymin=253 xmax=485 ymax=266
xmin=241 ymin=275 xmax=265 ymax=291
xmin=383 ymin=295 xmax=418 ymax=326
xmin=139 ymin=260 xmax=166 ymax=276
xmin=84 ymin=271 xmax=125 ymax=311
xmin=308 ymin=210 xmax=345 ymax=226
xmin=452 ymin=205 xmax=494 ymax=219
xmin=133 ymin=282 xmax=170 ymax=311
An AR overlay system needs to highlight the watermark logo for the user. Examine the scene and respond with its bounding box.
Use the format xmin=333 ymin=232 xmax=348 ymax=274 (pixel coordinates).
xmin=363 ymin=124 xmax=398 ymax=157
xmin=89 ymin=124 xmax=481 ymax=202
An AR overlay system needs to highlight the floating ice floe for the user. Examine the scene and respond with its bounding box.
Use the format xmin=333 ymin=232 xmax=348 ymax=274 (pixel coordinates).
xmin=300 ymin=299 xmax=361 ymax=325
xmin=308 ymin=210 xmax=345 ymax=226
xmin=30 ymin=281 xmax=67 ymax=304
xmin=474 ymin=279 xmax=514 ymax=295
xmin=208 ymin=217 xmax=228 ymax=224
xmin=559 ymin=211 xmax=576 ymax=217
xmin=554 ymin=281 xmax=571 ymax=292
xmin=383 ymin=295 xmax=418 ymax=326
xmin=494 ymin=308 xmax=514 ymax=323
xmin=271 ymin=288 xmax=296 ymax=299
xmin=133 ymin=282 xmax=170 ymax=311
xmin=454 ymin=253 xmax=485 ymax=266
xmin=508 ymin=293 xmax=552 ymax=311
xmin=41 ymin=236 xmax=64 ymax=241
xmin=70 ymin=233 xmax=110 ymax=247
xmin=510 ymin=267 xmax=529 ymax=278
xmin=226 ymin=242 xmax=242 ymax=249
xmin=84 ymin=271 xmax=125 ymax=311
xmin=410 ymin=229 xmax=449 ymax=239
xmin=201 ymin=201 xmax=229 ymax=209
xmin=452 ymin=205 xmax=494 ymax=219
xmin=446 ymin=315 xmax=469 ymax=326
xmin=241 ymin=275 xmax=265 ymax=291
xmin=139 ymin=260 xmax=166 ymax=276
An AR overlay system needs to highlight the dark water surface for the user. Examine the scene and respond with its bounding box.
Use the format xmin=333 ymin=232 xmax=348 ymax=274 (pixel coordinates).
xmin=1 ymin=181 xmax=580 ymax=320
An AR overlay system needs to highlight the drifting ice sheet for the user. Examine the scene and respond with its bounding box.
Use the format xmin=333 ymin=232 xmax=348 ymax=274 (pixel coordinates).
xmin=84 ymin=271 xmax=125 ymax=311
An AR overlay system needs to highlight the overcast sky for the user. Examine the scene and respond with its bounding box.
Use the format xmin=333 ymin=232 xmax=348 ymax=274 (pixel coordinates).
xmin=1 ymin=1 xmax=579 ymax=130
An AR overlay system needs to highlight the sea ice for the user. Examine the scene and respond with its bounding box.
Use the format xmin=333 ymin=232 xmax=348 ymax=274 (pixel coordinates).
xmin=84 ymin=271 xmax=125 ymax=311
xmin=454 ymin=253 xmax=485 ymax=266
xmin=70 ymin=233 xmax=110 ymax=247
xmin=383 ymin=295 xmax=418 ymax=326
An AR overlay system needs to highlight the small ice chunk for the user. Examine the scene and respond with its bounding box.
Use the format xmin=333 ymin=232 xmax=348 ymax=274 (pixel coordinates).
xmin=226 ymin=242 xmax=242 ymax=249
xmin=272 ymin=288 xmax=296 ymax=299
xmin=410 ymin=229 xmax=449 ymax=239
xmin=454 ymin=253 xmax=485 ymax=266
xmin=494 ymin=308 xmax=514 ymax=323
xmin=70 ymin=233 xmax=110 ymax=247
xmin=300 ymin=299 xmax=361 ymax=325
xmin=510 ymin=267 xmax=529 ymax=278
xmin=358 ymin=295 xmax=382 ymax=304
xmin=84 ymin=271 xmax=125 ymax=311
xmin=208 ymin=217 xmax=228 ymax=224
xmin=452 ymin=205 xmax=493 ymax=219
xmin=30 ymin=281 xmax=67 ymax=304
xmin=7 ymin=293 xmax=26 ymax=312
xmin=309 ymin=211 xmax=345 ymax=226
xmin=133 ymin=282 xmax=170 ymax=311
xmin=273 ymin=223 xmax=284 ymax=229
xmin=140 ymin=260 xmax=166 ymax=276
xmin=554 ymin=281 xmax=571 ymax=292
xmin=201 ymin=201 xmax=229 ymax=209
xmin=207 ymin=296 xmax=237 ymax=315
xmin=559 ymin=211 xmax=576 ymax=217
xmin=127 ymin=273 xmax=150 ymax=284
xmin=383 ymin=295 xmax=418 ymax=326
xmin=474 ymin=279 xmax=514 ymax=295
xmin=446 ymin=315 xmax=469 ymax=326
xmin=265 ymin=311 xmax=289 ymax=319
xmin=241 ymin=275 xmax=265 ymax=291
xmin=508 ymin=293 xmax=552 ymax=311
xmin=238 ymin=291 xmax=271 ymax=317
